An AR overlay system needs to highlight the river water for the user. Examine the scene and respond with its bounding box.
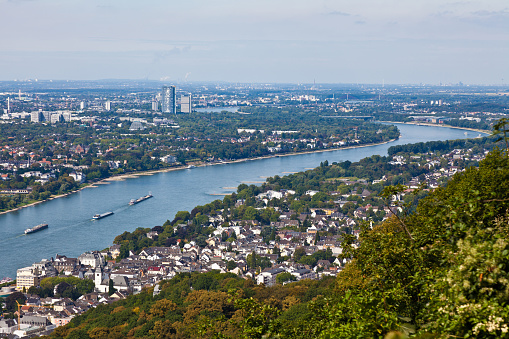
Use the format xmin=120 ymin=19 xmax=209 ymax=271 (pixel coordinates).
xmin=0 ymin=124 xmax=488 ymax=279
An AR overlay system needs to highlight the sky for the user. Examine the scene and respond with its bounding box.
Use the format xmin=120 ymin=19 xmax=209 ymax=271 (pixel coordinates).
xmin=1 ymin=0 xmax=508 ymax=84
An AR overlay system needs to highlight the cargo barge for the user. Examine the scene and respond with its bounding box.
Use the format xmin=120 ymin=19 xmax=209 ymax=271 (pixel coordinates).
xmin=129 ymin=193 xmax=153 ymax=206
xmin=92 ymin=211 xmax=114 ymax=220
xmin=25 ymin=223 xmax=49 ymax=235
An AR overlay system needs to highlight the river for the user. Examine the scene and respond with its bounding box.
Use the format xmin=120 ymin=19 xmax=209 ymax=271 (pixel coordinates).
xmin=0 ymin=124 xmax=488 ymax=279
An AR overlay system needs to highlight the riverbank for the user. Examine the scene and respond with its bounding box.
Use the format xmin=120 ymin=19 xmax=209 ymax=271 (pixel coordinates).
xmin=99 ymin=138 xmax=399 ymax=182
xmin=0 ymin=190 xmax=81 ymax=216
xmin=0 ymin=138 xmax=398 ymax=215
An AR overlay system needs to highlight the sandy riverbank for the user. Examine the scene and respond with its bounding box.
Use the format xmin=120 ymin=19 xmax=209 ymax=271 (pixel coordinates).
xmin=94 ymin=138 xmax=399 ymax=182
xmin=0 ymin=190 xmax=81 ymax=215
xmin=0 ymin=200 xmax=45 ymax=215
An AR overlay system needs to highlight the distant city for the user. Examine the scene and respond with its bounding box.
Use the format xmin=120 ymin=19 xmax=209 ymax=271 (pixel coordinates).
xmin=0 ymin=80 xmax=507 ymax=124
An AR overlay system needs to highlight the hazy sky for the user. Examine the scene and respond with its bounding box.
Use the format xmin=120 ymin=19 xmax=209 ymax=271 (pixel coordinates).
xmin=1 ymin=0 xmax=508 ymax=84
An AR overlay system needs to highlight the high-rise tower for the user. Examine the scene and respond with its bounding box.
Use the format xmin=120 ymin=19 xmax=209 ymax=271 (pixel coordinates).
xmin=162 ymin=85 xmax=176 ymax=114
xmin=151 ymin=99 xmax=159 ymax=111
xmin=181 ymin=94 xmax=191 ymax=113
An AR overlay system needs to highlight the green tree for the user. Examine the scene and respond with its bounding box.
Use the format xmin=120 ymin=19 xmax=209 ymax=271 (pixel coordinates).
xmin=5 ymin=292 xmax=26 ymax=312
xmin=293 ymin=247 xmax=306 ymax=261
xmin=172 ymin=210 xmax=191 ymax=225
xmin=108 ymin=279 xmax=116 ymax=296
xmin=226 ymin=260 xmax=237 ymax=271
xmin=276 ymin=272 xmax=297 ymax=284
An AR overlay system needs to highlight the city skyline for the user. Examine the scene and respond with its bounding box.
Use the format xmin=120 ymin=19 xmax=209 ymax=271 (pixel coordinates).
xmin=1 ymin=0 xmax=508 ymax=85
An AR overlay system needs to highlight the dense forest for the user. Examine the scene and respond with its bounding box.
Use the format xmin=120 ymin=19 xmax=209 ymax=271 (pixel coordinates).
xmin=40 ymin=135 xmax=509 ymax=338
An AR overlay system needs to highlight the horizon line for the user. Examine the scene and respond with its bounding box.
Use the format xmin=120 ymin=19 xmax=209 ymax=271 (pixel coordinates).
xmin=0 ymin=79 xmax=507 ymax=87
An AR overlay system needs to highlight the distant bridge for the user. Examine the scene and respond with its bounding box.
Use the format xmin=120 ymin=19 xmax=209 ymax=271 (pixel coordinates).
xmin=320 ymin=116 xmax=375 ymax=121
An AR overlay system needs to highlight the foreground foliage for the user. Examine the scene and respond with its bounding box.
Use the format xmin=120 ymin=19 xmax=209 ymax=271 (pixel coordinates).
xmin=42 ymin=272 xmax=335 ymax=339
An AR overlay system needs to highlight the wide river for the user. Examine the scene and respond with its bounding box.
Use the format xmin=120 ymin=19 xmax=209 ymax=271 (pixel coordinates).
xmin=0 ymin=123 xmax=488 ymax=279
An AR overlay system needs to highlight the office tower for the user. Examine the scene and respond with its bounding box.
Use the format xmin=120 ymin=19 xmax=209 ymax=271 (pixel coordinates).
xmin=152 ymin=99 xmax=159 ymax=111
xmin=62 ymin=112 xmax=72 ymax=122
xmin=31 ymin=111 xmax=43 ymax=123
xmin=80 ymin=101 xmax=86 ymax=110
xmin=42 ymin=111 xmax=52 ymax=122
xmin=181 ymin=94 xmax=191 ymax=113
xmin=162 ymin=85 xmax=176 ymax=114
xmin=50 ymin=113 xmax=62 ymax=124
xmin=105 ymin=101 xmax=111 ymax=111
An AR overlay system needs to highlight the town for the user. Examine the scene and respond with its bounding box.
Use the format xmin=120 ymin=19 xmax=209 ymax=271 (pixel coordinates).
xmin=0 ymin=139 xmax=494 ymax=337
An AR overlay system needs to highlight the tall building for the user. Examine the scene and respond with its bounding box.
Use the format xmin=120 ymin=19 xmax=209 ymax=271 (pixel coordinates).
xmin=181 ymin=94 xmax=192 ymax=113
xmin=105 ymin=101 xmax=111 ymax=111
xmin=16 ymin=259 xmax=57 ymax=291
xmin=151 ymin=99 xmax=159 ymax=111
xmin=31 ymin=111 xmax=43 ymax=123
xmin=50 ymin=113 xmax=63 ymax=123
xmin=62 ymin=112 xmax=72 ymax=122
xmin=162 ymin=85 xmax=176 ymax=114
xmin=42 ymin=111 xmax=52 ymax=121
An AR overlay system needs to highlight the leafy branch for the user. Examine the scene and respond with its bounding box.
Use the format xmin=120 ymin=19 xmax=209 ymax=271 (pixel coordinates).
xmin=380 ymin=184 xmax=414 ymax=242
xmin=493 ymin=117 xmax=509 ymax=155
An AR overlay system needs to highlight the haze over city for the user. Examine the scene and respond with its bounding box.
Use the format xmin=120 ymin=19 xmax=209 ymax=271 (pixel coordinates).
xmin=1 ymin=0 xmax=508 ymax=85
